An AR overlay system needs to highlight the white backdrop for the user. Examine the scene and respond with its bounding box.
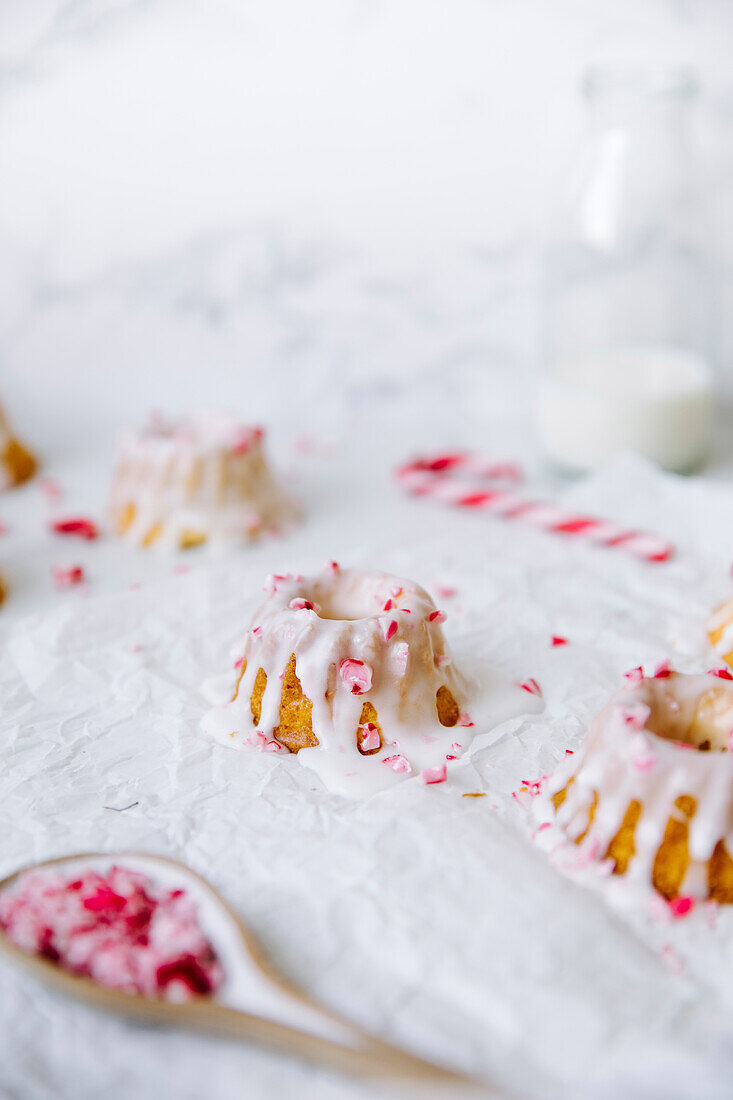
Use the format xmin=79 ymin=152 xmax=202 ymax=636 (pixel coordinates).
xmin=0 ymin=0 xmax=731 ymax=453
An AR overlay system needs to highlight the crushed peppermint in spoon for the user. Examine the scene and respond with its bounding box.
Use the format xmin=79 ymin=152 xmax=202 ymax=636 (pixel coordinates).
xmin=0 ymin=865 xmax=223 ymax=1002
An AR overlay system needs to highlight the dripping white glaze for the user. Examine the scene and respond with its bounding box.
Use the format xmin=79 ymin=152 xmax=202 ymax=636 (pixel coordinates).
xmin=108 ymin=410 xmax=299 ymax=549
xmin=535 ymin=672 xmax=733 ymax=897
xmin=709 ymin=597 xmax=733 ymax=667
xmin=202 ymin=565 xmax=538 ymax=798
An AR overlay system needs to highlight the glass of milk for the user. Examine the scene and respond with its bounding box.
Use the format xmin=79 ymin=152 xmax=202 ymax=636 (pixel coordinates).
xmin=540 ymin=66 xmax=714 ymax=475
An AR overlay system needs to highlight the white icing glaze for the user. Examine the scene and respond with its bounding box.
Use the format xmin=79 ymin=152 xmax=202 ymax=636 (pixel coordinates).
xmin=109 ymin=411 xmax=298 ymax=549
xmin=709 ymin=597 xmax=733 ymax=666
xmin=536 ymin=672 xmax=733 ymax=896
xmin=202 ymin=565 xmax=537 ymax=798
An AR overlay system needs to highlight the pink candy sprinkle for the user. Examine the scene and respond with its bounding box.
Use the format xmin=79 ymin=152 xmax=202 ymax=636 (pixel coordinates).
xmin=392 ymin=642 xmax=409 ymax=674
xmin=551 ymin=635 xmax=568 ymax=647
xmin=668 ymin=896 xmax=695 ymax=919
xmin=621 ymin=703 xmax=651 ymax=730
xmin=421 ymin=765 xmax=447 ymax=784
xmin=50 ymin=517 xmax=99 ymax=541
xmin=326 ymin=560 xmax=340 ymax=573
xmin=434 ymin=654 xmax=452 ymax=669
xmin=445 ymin=742 xmax=463 ymax=761
xmin=427 ymin=610 xmax=446 ymax=624
xmin=708 ymin=667 xmax=733 ymax=681
xmin=233 ymin=657 xmax=243 ymax=670
xmin=39 ymin=478 xmax=62 ymax=500
xmin=381 ymin=619 xmax=398 ymax=642
xmin=230 ymin=427 xmax=260 ymax=455
xmin=653 ymin=661 xmax=673 ymax=679
xmin=339 ymin=658 xmax=373 ymax=695
xmin=633 ymin=754 xmax=657 ymax=771
xmin=519 ymin=678 xmax=542 ymax=697
xmin=383 ymin=754 xmax=411 ymax=774
xmin=624 ymin=666 xmax=644 ymax=685
xmin=52 ymin=564 xmax=85 ymax=589
xmin=360 ymin=723 xmax=381 ymax=752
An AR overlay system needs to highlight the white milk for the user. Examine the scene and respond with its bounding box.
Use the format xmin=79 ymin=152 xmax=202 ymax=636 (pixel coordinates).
xmin=538 ymin=347 xmax=714 ymax=474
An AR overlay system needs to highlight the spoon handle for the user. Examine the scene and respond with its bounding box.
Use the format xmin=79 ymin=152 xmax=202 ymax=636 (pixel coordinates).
xmin=182 ymin=998 xmax=488 ymax=1091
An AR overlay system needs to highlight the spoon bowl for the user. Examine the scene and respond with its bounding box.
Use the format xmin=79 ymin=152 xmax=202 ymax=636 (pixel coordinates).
xmin=0 ymin=852 xmax=492 ymax=1093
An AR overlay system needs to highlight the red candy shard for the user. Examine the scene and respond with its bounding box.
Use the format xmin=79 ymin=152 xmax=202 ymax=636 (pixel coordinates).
xmin=624 ymin=667 xmax=644 ymax=685
xmin=708 ymin=668 xmax=733 ymax=681
xmin=427 ymin=609 xmax=447 ymax=624
xmin=421 ymin=764 xmax=447 ymax=784
xmin=551 ymin=635 xmax=568 ymax=647
xmin=653 ymin=661 xmax=673 ymax=679
xmin=519 ymin=678 xmax=542 ymax=697
xmin=50 ymin=517 xmax=99 ymax=541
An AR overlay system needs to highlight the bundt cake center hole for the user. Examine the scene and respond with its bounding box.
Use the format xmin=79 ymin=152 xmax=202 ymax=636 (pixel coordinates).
xmin=306 ymin=590 xmax=383 ymax=622
xmin=646 ymin=685 xmax=733 ymax=752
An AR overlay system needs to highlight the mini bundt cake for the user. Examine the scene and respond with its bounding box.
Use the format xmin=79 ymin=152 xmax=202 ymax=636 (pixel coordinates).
xmin=109 ymin=411 xmax=298 ymax=549
xmin=0 ymin=404 xmax=37 ymax=490
xmin=537 ymin=670 xmax=733 ymax=901
xmin=203 ymin=565 xmax=472 ymax=796
xmin=709 ymin=597 xmax=733 ymax=668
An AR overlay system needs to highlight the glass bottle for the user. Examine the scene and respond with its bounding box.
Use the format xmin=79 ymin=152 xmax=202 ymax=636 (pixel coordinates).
xmin=539 ymin=66 xmax=714 ymax=475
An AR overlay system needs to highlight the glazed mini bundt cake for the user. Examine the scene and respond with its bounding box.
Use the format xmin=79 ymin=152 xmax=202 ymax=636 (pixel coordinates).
xmin=709 ymin=598 xmax=733 ymax=668
xmin=537 ymin=670 xmax=733 ymax=901
xmin=203 ymin=564 xmax=471 ymax=795
xmin=0 ymin=404 xmax=37 ymax=490
xmin=109 ymin=411 xmax=298 ymax=549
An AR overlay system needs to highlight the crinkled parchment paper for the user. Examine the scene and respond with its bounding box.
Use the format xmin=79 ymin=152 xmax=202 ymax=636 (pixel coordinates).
xmin=2 ymin=456 xmax=733 ymax=1100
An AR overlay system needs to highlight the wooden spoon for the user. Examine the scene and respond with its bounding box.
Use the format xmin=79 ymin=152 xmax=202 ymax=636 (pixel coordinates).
xmin=0 ymin=852 xmax=498 ymax=1095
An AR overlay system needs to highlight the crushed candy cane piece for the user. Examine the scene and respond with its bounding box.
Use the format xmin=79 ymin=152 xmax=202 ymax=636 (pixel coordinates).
xmin=624 ymin=666 xmax=644 ymax=685
xmin=427 ymin=609 xmax=446 ymax=624
xmin=519 ymin=678 xmax=542 ymax=697
xmin=434 ymin=654 xmax=452 ymax=669
xmin=50 ymin=517 xmax=99 ymax=541
xmin=359 ymin=724 xmax=381 ymax=752
xmin=381 ymin=619 xmax=398 ymax=642
xmin=383 ymin=754 xmax=411 ymax=774
xmin=668 ymin=896 xmax=695 ymax=919
xmin=653 ymin=661 xmax=673 ymax=679
xmin=339 ymin=658 xmax=373 ymax=694
xmin=52 ymin=564 xmax=85 ymax=589
xmin=421 ymin=765 xmax=447 ymax=784
xmin=708 ymin=667 xmax=733 ymax=681
xmin=459 ymin=712 xmax=474 ymax=727
xmin=289 ymin=597 xmax=319 ymax=612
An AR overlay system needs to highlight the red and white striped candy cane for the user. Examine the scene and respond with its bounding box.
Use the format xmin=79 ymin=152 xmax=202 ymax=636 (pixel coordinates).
xmin=396 ymin=455 xmax=674 ymax=564
xmin=397 ymin=452 xmax=523 ymax=484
